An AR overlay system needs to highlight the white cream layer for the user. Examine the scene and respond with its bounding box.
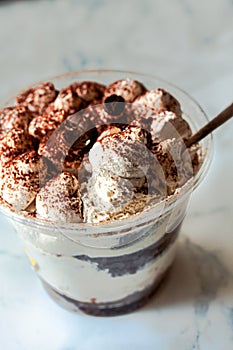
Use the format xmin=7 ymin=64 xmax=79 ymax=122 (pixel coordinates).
xmin=23 ymin=236 xmax=177 ymax=303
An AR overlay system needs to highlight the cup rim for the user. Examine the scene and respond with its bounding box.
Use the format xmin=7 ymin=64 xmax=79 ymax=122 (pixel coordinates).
xmin=0 ymin=69 xmax=213 ymax=234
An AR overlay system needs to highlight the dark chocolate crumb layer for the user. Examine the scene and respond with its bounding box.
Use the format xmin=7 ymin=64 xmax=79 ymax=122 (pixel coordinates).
xmin=71 ymin=224 xmax=179 ymax=277
xmin=41 ymin=267 xmax=170 ymax=317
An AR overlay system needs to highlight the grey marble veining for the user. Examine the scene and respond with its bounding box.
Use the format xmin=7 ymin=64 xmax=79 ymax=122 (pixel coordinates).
xmin=0 ymin=0 xmax=233 ymax=349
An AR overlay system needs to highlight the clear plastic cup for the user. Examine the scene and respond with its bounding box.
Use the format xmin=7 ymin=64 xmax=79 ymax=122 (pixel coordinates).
xmin=0 ymin=70 xmax=212 ymax=316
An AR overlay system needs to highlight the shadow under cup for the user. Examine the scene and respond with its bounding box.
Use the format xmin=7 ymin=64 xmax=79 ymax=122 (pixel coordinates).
xmin=0 ymin=70 xmax=212 ymax=316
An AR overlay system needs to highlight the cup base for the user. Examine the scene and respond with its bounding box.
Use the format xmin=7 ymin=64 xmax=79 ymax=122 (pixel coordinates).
xmin=39 ymin=222 xmax=183 ymax=317
xmin=40 ymin=266 xmax=171 ymax=317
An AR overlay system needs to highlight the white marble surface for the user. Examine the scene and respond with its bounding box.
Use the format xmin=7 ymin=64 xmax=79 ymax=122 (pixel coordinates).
xmin=0 ymin=0 xmax=233 ymax=349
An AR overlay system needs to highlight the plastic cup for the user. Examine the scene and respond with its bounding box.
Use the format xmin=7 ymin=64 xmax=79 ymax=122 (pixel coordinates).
xmin=0 ymin=70 xmax=212 ymax=316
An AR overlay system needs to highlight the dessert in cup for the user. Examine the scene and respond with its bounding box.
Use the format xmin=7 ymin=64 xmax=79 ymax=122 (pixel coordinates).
xmin=0 ymin=70 xmax=212 ymax=316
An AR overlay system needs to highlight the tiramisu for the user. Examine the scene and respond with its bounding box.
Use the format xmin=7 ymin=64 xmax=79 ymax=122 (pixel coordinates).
xmin=0 ymin=74 xmax=204 ymax=316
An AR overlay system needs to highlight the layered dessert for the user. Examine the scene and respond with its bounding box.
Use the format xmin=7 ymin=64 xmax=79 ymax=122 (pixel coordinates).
xmin=0 ymin=75 xmax=202 ymax=315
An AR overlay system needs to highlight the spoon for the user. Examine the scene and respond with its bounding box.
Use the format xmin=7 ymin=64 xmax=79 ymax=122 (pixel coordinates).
xmin=185 ymin=102 xmax=233 ymax=148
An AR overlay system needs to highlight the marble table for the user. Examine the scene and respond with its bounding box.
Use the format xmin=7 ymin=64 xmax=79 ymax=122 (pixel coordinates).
xmin=0 ymin=1 xmax=233 ymax=349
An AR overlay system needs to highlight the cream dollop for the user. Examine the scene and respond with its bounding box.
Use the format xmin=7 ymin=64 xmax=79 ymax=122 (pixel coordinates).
xmin=0 ymin=128 xmax=34 ymax=165
xmin=1 ymin=151 xmax=42 ymax=211
xmin=0 ymin=106 xmax=32 ymax=137
xmin=54 ymin=84 xmax=85 ymax=114
xmin=16 ymin=82 xmax=57 ymax=114
xmin=134 ymin=88 xmax=182 ymax=117
xmin=103 ymin=78 xmax=146 ymax=102
xmin=82 ymin=168 xmax=149 ymax=224
xmin=89 ymin=126 xmax=151 ymax=178
xmin=36 ymin=172 xmax=82 ymax=223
